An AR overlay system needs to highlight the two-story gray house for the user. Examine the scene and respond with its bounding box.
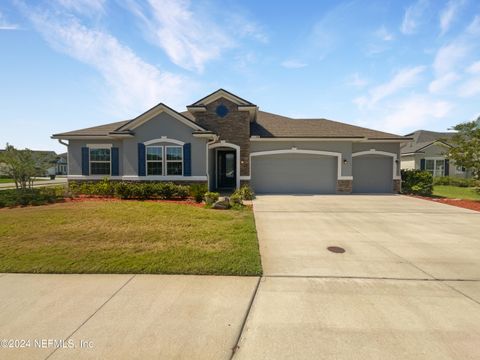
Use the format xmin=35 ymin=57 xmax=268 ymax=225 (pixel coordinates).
xmin=52 ymin=89 xmax=410 ymax=194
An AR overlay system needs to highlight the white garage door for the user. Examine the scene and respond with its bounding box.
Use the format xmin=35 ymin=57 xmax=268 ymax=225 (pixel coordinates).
xmin=251 ymin=153 xmax=337 ymax=194
xmin=352 ymin=155 xmax=393 ymax=193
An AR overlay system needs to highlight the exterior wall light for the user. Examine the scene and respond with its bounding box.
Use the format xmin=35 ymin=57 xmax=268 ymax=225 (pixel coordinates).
xmin=343 ymin=159 xmax=348 ymax=164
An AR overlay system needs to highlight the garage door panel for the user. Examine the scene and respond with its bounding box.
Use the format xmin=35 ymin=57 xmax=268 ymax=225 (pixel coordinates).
xmin=251 ymin=154 xmax=337 ymax=194
xmin=352 ymin=155 xmax=393 ymax=193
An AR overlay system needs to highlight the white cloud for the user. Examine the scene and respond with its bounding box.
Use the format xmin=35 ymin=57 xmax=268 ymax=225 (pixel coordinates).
xmin=0 ymin=11 xmax=20 ymax=30
xmin=355 ymin=66 xmax=426 ymax=107
xmin=400 ymin=0 xmax=429 ymax=35
xmin=347 ymin=73 xmax=368 ymax=88
xmin=55 ymin=0 xmax=106 ymax=16
xmin=433 ymin=41 xmax=470 ymax=75
xmin=467 ymin=60 xmax=480 ymax=74
xmin=382 ymin=96 xmax=453 ymax=133
xmin=467 ymin=15 xmax=480 ymax=35
xmin=281 ymin=59 xmax=307 ymax=69
xmin=439 ymin=0 xmax=464 ymax=36
xmin=125 ymin=0 xmax=266 ymax=73
xmin=458 ymin=77 xmax=480 ymax=97
xmin=23 ymin=6 xmax=190 ymax=115
xmin=428 ymin=72 xmax=460 ymax=93
xmin=375 ymin=26 xmax=394 ymax=41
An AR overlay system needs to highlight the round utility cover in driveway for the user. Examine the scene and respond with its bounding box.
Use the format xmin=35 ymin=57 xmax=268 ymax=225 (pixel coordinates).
xmin=352 ymin=155 xmax=393 ymax=193
xmin=251 ymin=153 xmax=337 ymax=194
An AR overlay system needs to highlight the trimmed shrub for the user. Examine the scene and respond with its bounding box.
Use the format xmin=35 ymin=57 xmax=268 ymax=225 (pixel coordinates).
xmin=204 ymin=192 xmax=219 ymax=206
xmin=190 ymin=183 xmax=208 ymax=203
xmin=0 ymin=186 xmax=65 ymax=208
xmin=401 ymin=169 xmax=433 ymax=196
xmin=433 ymin=176 xmax=480 ymax=187
xmin=234 ymin=185 xmax=255 ymax=200
xmin=229 ymin=193 xmax=243 ymax=207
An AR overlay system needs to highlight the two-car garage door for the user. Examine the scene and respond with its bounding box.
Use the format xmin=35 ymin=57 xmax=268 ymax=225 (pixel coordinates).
xmin=251 ymin=153 xmax=337 ymax=194
xmin=250 ymin=152 xmax=394 ymax=194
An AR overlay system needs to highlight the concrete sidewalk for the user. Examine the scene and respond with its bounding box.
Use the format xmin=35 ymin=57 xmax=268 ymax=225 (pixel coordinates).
xmin=0 ymin=274 xmax=259 ymax=360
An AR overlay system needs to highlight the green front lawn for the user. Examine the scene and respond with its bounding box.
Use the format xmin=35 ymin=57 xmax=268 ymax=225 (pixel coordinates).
xmin=0 ymin=201 xmax=262 ymax=275
xmin=433 ymin=185 xmax=480 ymax=201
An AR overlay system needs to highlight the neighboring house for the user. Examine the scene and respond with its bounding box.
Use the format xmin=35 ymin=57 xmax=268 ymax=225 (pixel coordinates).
xmin=52 ymin=89 xmax=410 ymax=194
xmin=0 ymin=149 xmax=57 ymax=176
xmin=400 ymin=130 xmax=472 ymax=178
xmin=55 ymin=152 xmax=68 ymax=175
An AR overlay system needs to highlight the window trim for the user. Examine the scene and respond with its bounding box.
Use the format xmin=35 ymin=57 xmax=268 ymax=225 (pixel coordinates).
xmin=145 ymin=145 xmax=184 ymax=176
xmin=146 ymin=145 xmax=164 ymax=176
xmin=165 ymin=145 xmax=184 ymax=176
xmin=89 ymin=147 xmax=111 ymax=176
xmin=424 ymin=157 xmax=445 ymax=177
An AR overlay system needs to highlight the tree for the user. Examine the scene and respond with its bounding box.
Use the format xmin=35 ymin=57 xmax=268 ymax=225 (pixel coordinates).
xmin=0 ymin=144 xmax=50 ymax=190
xmin=448 ymin=117 xmax=480 ymax=179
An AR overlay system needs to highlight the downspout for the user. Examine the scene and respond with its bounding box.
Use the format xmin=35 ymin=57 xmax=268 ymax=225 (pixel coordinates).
xmin=57 ymin=139 xmax=69 ymax=176
xmin=206 ymin=135 xmax=219 ymax=191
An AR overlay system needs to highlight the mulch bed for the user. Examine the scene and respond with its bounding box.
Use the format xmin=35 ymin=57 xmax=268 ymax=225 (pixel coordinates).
xmin=66 ymin=196 xmax=206 ymax=208
xmin=409 ymin=195 xmax=480 ymax=212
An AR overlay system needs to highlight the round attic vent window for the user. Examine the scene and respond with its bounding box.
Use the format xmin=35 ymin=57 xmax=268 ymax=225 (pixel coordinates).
xmin=216 ymin=104 xmax=229 ymax=118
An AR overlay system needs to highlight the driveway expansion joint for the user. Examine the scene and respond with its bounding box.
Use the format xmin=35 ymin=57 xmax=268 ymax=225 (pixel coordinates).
xmin=230 ymin=276 xmax=262 ymax=360
xmin=263 ymin=274 xmax=480 ymax=281
xmin=44 ymin=274 xmax=136 ymax=360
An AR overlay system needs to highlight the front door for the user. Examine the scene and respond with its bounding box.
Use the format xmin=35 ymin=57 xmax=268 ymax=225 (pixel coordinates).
xmin=217 ymin=150 xmax=236 ymax=189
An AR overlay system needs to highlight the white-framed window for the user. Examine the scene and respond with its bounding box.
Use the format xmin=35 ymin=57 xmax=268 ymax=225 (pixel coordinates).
xmin=146 ymin=146 xmax=163 ymax=175
xmin=456 ymin=165 xmax=466 ymax=173
xmin=425 ymin=159 xmax=445 ymax=177
xmin=166 ymin=146 xmax=183 ymax=175
xmin=90 ymin=148 xmax=111 ymax=175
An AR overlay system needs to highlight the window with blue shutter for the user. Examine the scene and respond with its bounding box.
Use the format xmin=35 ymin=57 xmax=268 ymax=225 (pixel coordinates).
xmin=183 ymin=143 xmax=191 ymax=176
xmin=111 ymin=147 xmax=119 ymax=176
xmin=420 ymin=159 xmax=426 ymax=171
xmin=138 ymin=143 xmax=146 ymax=176
xmin=81 ymin=147 xmax=89 ymax=176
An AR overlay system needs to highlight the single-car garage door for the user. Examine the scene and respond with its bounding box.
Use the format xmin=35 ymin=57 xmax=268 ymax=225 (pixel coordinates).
xmin=251 ymin=153 xmax=337 ymax=194
xmin=352 ymin=155 xmax=393 ymax=193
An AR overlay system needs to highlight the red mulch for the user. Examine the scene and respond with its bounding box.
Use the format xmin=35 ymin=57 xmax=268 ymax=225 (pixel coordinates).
xmin=409 ymin=195 xmax=480 ymax=212
xmin=65 ymin=195 xmax=206 ymax=208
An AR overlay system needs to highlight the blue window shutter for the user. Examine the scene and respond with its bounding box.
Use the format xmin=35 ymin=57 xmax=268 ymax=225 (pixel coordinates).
xmin=138 ymin=143 xmax=146 ymax=176
xmin=444 ymin=159 xmax=449 ymax=176
xmin=81 ymin=147 xmax=89 ymax=176
xmin=183 ymin=143 xmax=191 ymax=176
xmin=111 ymin=147 xmax=119 ymax=176
xmin=420 ymin=159 xmax=425 ymax=171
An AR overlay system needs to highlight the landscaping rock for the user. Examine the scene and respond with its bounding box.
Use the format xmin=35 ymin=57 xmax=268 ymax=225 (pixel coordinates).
xmin=212 ymin=199 xmax=230 ymax=210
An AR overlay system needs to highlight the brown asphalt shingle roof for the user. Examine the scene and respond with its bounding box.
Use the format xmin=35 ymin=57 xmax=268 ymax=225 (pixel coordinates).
xmin=53 ymin=110 xmax=407 ymax=140
xmin=251 ymin=111 xmax=407 ymax=140
xmin=52 ymin=120 xmax=130 ymax=137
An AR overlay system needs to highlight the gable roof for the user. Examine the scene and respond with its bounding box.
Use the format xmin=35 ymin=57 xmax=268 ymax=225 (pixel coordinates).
xmin=250 ymin=111 xmax=407 ymax=140
xmin=189 ymin=88 xmax=256 ymax=107
xmin=52 ymin=103 xmax=207 ymax=139
xmin=401 ymin=130 xmax=456 ymax=154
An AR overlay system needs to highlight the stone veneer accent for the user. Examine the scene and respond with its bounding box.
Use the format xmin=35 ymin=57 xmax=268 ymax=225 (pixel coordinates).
xmin=393 ymin=179 xmax=401 ymax=193
xmin=191 ymin=98 xmax=251 ymax=176
xmin=336 ymin=180 xmax=352 ymax=194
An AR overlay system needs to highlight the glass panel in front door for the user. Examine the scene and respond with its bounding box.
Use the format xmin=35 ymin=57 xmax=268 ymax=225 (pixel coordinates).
xmin=225 ymin=153 xmax=234 ymax=178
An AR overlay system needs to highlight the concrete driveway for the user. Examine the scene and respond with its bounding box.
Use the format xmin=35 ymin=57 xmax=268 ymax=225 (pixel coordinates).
xmin=234 ymin=195 xmax=480 ymax=359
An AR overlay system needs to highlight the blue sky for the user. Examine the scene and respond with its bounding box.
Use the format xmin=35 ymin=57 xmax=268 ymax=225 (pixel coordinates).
xmin=1 ymin=0 xmax=479 ymax=153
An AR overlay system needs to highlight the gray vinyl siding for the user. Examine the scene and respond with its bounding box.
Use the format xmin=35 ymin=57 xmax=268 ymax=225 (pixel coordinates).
xmin=122 ymin=112 xmax=207 ymax=177
xmin=68 ymin=139 xmax=123 ymax=176
xmin=67 ymin=112 xmax=207 ymax=177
